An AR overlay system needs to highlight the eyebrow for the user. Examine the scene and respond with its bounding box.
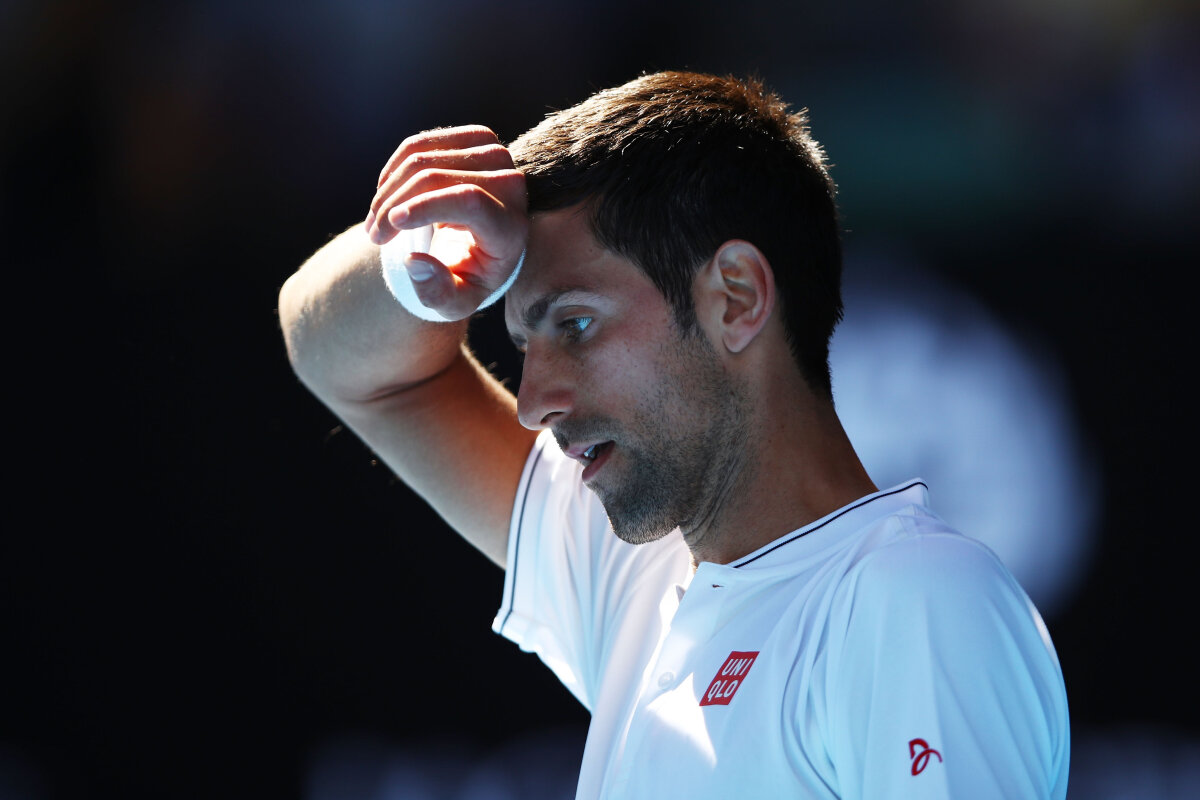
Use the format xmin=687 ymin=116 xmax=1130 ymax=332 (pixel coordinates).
xmin=508 ymin=287 xmax=597 ymax=348
xmin=521 ymin=290 xmax=568 ymax=332
xmin=521 ymin=287 xmax=599 ymax=329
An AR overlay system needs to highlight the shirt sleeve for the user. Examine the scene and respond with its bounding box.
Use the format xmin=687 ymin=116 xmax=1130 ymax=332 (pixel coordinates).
xmin=823 ymin=521 xmax=1070 ymax=799
xmin=490 ymin=431 xmax=601 ymax=709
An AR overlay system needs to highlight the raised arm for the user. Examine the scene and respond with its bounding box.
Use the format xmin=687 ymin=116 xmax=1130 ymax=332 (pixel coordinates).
xmin=278 ymin=126 xmax=537 ymax=567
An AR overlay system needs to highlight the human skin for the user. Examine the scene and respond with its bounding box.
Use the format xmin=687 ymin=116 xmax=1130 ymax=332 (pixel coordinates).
xmin=504 ymin=206 xmax=753 ymax=548
xmin=284 ymin=123 xmax=877 ymax=570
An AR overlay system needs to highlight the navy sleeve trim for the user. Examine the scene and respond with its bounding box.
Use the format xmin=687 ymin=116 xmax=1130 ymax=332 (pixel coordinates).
xmin=496 ymin=439 xmax=547 ymax=636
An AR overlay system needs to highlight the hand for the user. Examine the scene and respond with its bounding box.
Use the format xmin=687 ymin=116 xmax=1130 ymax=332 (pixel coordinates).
xmin=364 ymin=126 xmax=528 ymax=321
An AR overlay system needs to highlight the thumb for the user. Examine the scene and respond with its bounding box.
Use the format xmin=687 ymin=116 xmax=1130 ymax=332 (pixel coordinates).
xmin=379 ymin=247 xmax=459 ymax=323
xmin=402 ymin=252 xmax=477 ymax=322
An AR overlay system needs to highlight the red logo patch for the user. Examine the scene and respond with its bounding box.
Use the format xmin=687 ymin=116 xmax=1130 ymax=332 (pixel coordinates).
xmin=908 ymin=738 xmax=943 ymax=775
xmin=699 ymin=651 xmax=759 ymax=706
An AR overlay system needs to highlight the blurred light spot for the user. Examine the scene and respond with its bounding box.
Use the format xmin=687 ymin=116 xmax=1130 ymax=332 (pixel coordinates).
xmin=831 ymin=254 xmax=1099 ymax=616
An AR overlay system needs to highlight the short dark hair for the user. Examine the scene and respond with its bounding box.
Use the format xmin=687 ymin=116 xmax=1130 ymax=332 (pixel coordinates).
xmin=509 ymin=70 xmax=844 ymax=399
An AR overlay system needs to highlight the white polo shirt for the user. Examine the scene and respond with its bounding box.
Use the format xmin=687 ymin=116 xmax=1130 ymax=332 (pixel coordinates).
xmin=493 ymin=431 xmax=1070 ymax=799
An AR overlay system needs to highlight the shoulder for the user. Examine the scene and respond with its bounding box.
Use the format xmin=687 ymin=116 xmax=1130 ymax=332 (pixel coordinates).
xmin=840 ymin=509 xmax=1028 ymax=615
xmin=809 ymin=500 xmax=1070 ymax=798
xmin=824 ymin=510 xmax=1062 ymax=678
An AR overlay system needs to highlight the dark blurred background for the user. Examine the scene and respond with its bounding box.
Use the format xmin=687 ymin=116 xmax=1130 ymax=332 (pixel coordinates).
xmin=3 ymin=1 xmax=1198 ymax=798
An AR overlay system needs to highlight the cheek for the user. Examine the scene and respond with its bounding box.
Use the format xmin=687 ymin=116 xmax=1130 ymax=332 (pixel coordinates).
xmin=582 ymin=312 xmax=696 ymax=421
xmin=586 ymin=353 xmax=644 ymax=413
xmin=611 ymin=350 xmax=696 ymax=432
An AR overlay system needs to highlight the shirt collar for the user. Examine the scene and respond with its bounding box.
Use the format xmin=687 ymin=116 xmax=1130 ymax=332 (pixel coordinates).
xmin=720 ymin=479 xmax=930 ymax=572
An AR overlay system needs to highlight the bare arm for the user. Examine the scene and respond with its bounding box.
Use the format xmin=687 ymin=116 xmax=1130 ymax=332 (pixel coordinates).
xmin=278 ymin=127 xmax=537 ymax=567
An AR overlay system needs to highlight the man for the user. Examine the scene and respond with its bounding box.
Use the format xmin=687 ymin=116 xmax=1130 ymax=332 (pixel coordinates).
xmin=278 ymin=71 xmax=1069 ymax=798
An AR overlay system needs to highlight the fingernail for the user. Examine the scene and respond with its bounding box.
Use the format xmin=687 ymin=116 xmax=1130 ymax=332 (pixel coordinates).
xmin=388 ymin=205 xmax=409 ymax=226
xmin=404 ymin=256 xmax=434 ymax=282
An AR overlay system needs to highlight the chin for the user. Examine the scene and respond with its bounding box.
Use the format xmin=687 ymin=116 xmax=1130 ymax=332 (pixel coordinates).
xmin=603 ymin=501 xmax=678 ymax=546
xmin=592 ymin=460 xmax=691 ymax=546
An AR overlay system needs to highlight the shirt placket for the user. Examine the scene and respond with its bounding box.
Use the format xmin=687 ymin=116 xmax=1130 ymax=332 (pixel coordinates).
xmin=605 ymin=565 xmax=737 ymax=793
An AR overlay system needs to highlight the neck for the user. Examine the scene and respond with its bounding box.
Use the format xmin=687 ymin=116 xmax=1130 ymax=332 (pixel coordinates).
xmin=682 ymin=373 xmax=877 ymax=567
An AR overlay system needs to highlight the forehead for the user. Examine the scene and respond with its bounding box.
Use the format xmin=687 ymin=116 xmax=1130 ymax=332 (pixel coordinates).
xmin=504 ymin=207 xmax=659 ymax=331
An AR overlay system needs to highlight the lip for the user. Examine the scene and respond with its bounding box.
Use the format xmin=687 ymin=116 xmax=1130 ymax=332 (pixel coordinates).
xmin=563 ymin=439 xmax=613 ymax=482
xmin=581 ymin=442 xmax=613 ymax=483
xmin=564 ymin=440 xmax=603 ymax=464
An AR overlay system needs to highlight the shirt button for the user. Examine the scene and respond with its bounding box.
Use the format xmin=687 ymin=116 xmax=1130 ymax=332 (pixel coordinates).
xmin=658 ymin=672 xmax=675 ymax=688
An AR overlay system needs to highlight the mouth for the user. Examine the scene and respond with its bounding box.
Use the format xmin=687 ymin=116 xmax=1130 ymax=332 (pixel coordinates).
xmin=574 ymin=441 xmax=614 ymax=482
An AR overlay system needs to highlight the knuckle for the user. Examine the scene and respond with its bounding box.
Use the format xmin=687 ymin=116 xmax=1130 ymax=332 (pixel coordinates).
xmin=476 ymin=142 xmax=511 ymax=162
xmin=412 ymin=275 xmax=447 ymax=305
xmin=494 ymin=168 xmax=525 ymax=185
xmin=493 ymin=170 xmax=528 ymax=204
xmin=396 ymin=128 xmax=447 ymax=162
xmin=456 ymin=184 xmax=490 ymax=211
xmin=397 ymin=131 xmax=427 ymax=155
xmin=423 ymin=287 xmax=448 ymax=307
xmin=399 ymin=151 xmax=434 ymax=179
xmin=407 ymin=150 xmax=437 ymax=168
xmin=461 ymin=124 xmax=498 ymax=141
xmin=406 ymin=165 xmax=454 ymax=196
xmin=412 ymin=165 xmax=439 ymax=185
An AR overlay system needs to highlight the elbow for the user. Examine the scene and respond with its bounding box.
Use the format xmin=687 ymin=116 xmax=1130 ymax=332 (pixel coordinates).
xmin=277 ymin=273 xmax=322 ymax=386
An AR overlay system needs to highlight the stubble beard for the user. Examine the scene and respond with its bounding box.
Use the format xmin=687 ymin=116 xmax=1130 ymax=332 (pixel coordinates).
xmin=590 ymin=336 xmax=751 ymax=547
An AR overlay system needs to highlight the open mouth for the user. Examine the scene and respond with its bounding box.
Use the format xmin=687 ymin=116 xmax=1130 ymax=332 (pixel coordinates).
xmin=581 ymin=441 xmax=614 ymax=481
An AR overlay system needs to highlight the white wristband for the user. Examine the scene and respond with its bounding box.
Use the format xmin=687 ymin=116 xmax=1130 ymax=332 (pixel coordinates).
xmin=380 ymin=225 xmax=524 ymax=322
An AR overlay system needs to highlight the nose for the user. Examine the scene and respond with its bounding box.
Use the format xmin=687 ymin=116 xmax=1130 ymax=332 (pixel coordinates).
xmin=516 ymin=346 xmax=574 ymax=431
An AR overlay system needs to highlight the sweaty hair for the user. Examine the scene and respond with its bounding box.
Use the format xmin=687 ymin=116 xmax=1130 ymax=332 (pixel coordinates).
xmin=509 ymin=70 xmax=844 ymax=400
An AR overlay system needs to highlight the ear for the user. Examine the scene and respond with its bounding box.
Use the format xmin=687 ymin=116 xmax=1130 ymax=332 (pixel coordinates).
xmin=693 ymin=240 xmax=776 ymax=354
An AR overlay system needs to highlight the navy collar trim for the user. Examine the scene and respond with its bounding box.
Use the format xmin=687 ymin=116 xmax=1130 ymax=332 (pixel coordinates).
xmin=731 ymin=480 xmax=928 ymax=569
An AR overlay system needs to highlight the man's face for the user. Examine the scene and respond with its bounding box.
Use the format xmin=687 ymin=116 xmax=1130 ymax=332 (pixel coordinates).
xmin=505 ymin=208 xmax=749 ymax=545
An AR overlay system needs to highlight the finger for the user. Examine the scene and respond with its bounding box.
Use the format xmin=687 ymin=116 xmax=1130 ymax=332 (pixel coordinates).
xmin=376 ymin=125 xmax=500 ymax=189
xmin=402 ymin=252 xmax=483 ymax=322
xmin=371 ymin=169 xmax=524 ymax=246
xmin=370 ymin=167 xmax=522 ymax=243
xmin=382 ymin=176 xmax=525 ymax=254
xmin=366 ymin=143 xmax=512 ymax=237
xmin=370 ymin=143 xmax=514 ymax=219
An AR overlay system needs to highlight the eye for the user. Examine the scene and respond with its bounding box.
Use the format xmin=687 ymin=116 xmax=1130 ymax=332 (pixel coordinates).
xmin=560 ymin=316 xmax=594 ymax=341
